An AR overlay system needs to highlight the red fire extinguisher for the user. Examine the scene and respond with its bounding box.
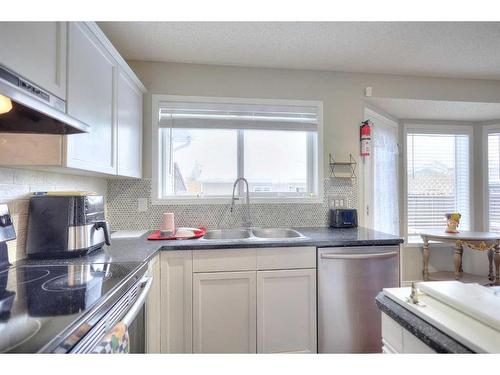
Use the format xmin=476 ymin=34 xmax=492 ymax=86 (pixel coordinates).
xmin=360 ymin=120 xmax=372 ymax=157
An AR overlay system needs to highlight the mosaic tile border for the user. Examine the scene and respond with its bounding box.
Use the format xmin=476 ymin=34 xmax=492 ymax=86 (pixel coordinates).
xmin=107 ymin=178 xmax=358 ymax=230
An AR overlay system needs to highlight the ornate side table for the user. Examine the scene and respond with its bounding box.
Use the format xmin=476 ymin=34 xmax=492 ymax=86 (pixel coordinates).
xmin=420 ymin=230 xmax=500 ymax=285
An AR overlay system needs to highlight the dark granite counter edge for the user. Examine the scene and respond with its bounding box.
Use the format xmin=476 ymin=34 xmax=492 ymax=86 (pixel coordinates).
xmin=375 ymin=292 xmax=473 ymax=353
xmin=157 ymin=238 xmax=404 ymax=251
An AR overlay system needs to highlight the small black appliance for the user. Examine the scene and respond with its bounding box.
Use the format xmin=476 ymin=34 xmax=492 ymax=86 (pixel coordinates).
xmin=26 ymin=194 xmax=110 ymax=259
xmin=329 ymin=209 xmax=358 ymax=228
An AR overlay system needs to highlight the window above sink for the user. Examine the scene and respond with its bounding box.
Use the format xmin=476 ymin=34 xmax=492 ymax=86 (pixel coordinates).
xmin=151 ymin=95 xmax=324 ymax=204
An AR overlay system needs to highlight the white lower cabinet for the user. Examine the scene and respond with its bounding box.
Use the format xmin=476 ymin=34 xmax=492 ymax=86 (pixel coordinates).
xmin=257 ymin=269 xmax=317 ymax=353
xmin=193 ymin=271 xmax=257 ymax=353
xmin=160 ymin=251 xmax=193 ymax=353
xmin=381 ymin=312 xmax=435 ymax=353
xmin=145 ymin=255 xmax=161 ymax=353
xmin=160 ymin=247 xmax=317 ymax=354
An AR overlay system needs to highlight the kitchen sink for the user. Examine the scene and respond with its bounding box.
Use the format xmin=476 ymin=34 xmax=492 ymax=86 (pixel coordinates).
xmin=203 ymin=228 xmax=253 ymax=240
xmin=202 ymin=227 xmax=306 ymax=241
xmin=252 ymin=228 xmax=305 ymax=239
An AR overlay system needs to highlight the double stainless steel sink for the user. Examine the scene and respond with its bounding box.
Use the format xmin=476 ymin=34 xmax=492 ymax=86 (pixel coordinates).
xmin=202 ymin=227 xmax=307 ymax=241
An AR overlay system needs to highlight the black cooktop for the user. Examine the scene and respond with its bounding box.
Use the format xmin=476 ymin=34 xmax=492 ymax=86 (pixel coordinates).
xmin=0 ymin=261 xmax=142 ymax=353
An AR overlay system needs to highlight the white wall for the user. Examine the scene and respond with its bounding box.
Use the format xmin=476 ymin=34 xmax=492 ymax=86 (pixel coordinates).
xmin=129 ymin=60 xmax=500 ymax=180
xmin=128 ymin=60 xmax=500 ymax=282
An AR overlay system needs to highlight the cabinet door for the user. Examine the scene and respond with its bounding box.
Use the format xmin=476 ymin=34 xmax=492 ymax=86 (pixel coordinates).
xmin=160 ymin=251 xmax=193 ymax=353
xmin=257 ymin=269 xmax=317 ymax=353
xmin=65 ymin=22 xmax=116 ymax=174
xmin=0 ymin=22 xmax=67 ymax=99
xmin=402 ymin=329 xmax=435 ymax=353
xmin=116 ymin=70 xmax=142 ymax=177
xmin=193 ymin=271 xmax=257 ymax=353
xmin=146 ymin=255 xmax=161 ymax=353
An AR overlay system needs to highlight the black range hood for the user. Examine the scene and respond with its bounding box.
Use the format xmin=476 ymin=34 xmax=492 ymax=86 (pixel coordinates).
xmin=0 ymin=65 xmax=89 ymax=135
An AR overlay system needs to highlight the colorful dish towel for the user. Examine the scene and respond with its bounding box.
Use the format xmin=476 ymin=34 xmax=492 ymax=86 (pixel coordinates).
xmin=91 ymin=322 xmax=130 ymax=354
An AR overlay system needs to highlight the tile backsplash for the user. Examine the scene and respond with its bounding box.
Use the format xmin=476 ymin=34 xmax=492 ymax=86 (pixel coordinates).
xmin=0 ymin=166 xmax=358 ymax=262
xmin=107 ymin=177 xmax=358 ymax=230
xmin=0 ymin=167 xmax=107 ymax=262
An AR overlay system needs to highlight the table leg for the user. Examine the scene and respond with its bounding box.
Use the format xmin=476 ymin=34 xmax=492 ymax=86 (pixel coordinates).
xmin=488 ymin=248 xmax=494 ymax=282
xmin=495 ymin=245 xmax=500 ymax=286
xmin=423 ymin=239 xmax=430 ymax=281
xmin=454 ymin=242 xmax=463 ymax=280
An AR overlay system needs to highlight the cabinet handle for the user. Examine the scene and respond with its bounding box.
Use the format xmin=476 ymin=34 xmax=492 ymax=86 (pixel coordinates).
xmin=320 ymin=251 xmax=398 ymax=260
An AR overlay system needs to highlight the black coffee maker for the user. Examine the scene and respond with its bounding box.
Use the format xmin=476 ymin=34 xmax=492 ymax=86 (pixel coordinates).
xmin=0 ymin=204 xmax=16 ymax=320
xmin=0 ymin=204 xmax=16 ymax=269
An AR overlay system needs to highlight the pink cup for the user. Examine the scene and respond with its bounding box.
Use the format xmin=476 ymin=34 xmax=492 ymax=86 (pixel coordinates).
xmin=161 ymin=213 xmax=175 ymax=235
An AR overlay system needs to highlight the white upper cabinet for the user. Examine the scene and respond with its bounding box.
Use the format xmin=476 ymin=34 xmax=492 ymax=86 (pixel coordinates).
xmin=0 ymin=22 xmax=145 ymax=177
xmin=117 ymin=70 xmax=143 ymax=177
xmin=0 ymin=22 xmax=67 ymax=99
xmin=65 ymin=22 xmax=116 ymax=174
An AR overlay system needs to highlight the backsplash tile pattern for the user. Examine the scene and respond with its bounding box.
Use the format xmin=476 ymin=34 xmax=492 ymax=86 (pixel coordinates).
xmin=0 ymin=166 xmax=358 ymax=261
xmin=107 ymin=178 xmax=358 ymax=230
xmin=0 ymin=167 xmax=107 ymax=262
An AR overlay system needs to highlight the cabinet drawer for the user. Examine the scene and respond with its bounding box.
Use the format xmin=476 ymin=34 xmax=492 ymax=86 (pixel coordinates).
xmin=381 ymin=312 xmax=403 ymax=353
xmin=193 ymin=249 xmax=257 ymax=272
xmin=403 ymin=329 xmax=435 ymax=353
xmin=257 ymin=247 xmax=316 ymax=270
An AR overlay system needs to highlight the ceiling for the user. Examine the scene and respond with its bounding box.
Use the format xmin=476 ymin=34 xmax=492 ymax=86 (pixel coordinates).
xmin=98 ymin=22 xmax=500 ymax=80
xmin=366 ymin=97 xmax=500 ymax=122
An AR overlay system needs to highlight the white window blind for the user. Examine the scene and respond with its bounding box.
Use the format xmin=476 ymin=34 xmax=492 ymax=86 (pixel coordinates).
xmin=156 ymin=98 xmax=320 ymax=200
xmin=488 ymin=133 xmax=500 ymax=231
xmin=158 ymin=101 xmax=319 ymax=131
xmin=406 ymin=131 xmax=470 ymax=238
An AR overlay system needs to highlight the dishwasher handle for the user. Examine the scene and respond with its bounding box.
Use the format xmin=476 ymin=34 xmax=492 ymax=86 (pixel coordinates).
xmin=122 ymin=275 xmax=153 ymax=327
xmin=320 ymin=251 xmax=398 ymax=260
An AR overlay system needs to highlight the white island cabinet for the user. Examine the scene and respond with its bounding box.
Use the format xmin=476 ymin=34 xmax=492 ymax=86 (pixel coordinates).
xmin=381 ymin=313 xmax=435 ymax=353
xmin=0 ymin=22 xmax=67 ymax=99
xmin=160 ymin=247 xmax=317 ymax=354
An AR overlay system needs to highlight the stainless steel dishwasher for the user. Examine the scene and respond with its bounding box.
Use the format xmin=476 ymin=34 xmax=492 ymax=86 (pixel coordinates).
xmin=318 ymin=246 xmax=400 ymax=353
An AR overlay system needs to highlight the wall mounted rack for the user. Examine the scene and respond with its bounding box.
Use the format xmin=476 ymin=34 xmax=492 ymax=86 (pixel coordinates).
xmin=329 ymin=153 xmax=357 ymax=179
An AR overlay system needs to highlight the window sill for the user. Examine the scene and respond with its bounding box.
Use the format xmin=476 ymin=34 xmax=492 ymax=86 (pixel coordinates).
xmin=151 ymin=196 xmax=325 ymax=205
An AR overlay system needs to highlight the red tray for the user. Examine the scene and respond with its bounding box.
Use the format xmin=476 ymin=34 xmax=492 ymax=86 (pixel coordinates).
xmin=147 ymin=227 xmax=207 ymax=240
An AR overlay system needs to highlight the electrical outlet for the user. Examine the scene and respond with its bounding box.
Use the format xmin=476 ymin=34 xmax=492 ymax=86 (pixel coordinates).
xmin=328 ymin=195 xmax=348 ymax=208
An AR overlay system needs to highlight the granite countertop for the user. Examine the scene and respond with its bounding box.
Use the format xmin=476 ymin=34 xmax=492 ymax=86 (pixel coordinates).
xmin=19 ymin=226 xmax=402 ymax=267
xmin=375 ymin=292 xmax=473 ymax=353
xmin=94 ymin=226 xmax=404 ymax=264
xmin=8 ymin=227 xmax=402 ymax=352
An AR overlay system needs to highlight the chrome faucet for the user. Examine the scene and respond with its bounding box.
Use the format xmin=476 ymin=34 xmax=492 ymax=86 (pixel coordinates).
xmin=230 ymin=177 xmax=252 ymax=228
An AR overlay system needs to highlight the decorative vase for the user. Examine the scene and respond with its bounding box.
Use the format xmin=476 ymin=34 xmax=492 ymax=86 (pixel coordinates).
xmin=445 ymin=213 xmax=461 ymax=233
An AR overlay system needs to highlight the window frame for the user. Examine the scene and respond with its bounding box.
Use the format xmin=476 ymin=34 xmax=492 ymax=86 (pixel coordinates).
xmin=483 ymin=124 xmax=500 ymax=232
xmin=402 ymin=122 xmax=474 ymax=245
xmin=151 ymin=94 xmax=324 ymax=205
